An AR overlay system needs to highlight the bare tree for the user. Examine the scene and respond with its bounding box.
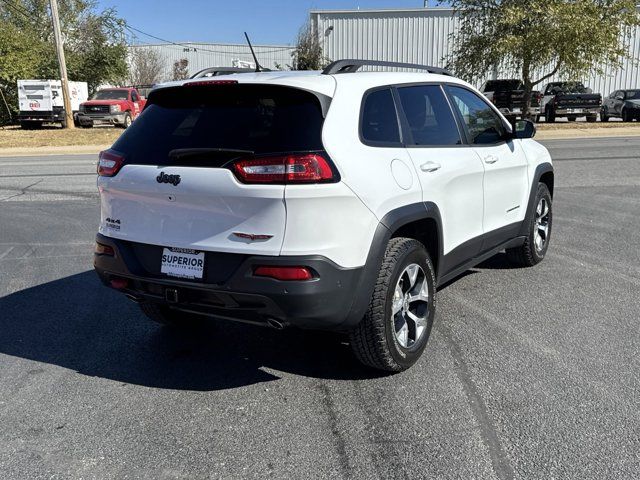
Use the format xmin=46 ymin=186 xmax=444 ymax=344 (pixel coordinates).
xmin=128 ymin=47 xmax=165 ymax=85
xmin=172 ymin=59 xmax=189 ymax=80
xmin=291 ymin=21 xmax=329 ymax=70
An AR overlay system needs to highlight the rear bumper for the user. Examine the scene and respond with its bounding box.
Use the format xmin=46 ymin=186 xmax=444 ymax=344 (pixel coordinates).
xmin=553 ymin=107 xmax=600 ymax=115
xmin=77 ymin=112 xmax=126 ymax=126
xmin=93 ymin=233 xmax=365 ymax=331
xmin=497 ymin=106 xmax=541 ymax=116
xmin=18 ymin=110 xmax=65 ymax=122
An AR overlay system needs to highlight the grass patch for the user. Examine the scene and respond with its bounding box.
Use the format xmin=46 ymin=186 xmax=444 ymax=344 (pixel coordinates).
xmin=0 ymin=125 xmax=122 ymax=148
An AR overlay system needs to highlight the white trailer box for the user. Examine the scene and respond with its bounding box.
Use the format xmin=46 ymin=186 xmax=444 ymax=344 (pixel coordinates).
xmin=17 ymin=79 xmax=89 ymax=128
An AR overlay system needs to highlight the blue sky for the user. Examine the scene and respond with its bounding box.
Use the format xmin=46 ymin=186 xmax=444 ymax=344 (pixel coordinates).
xmin=97 ymin=1 xmax=443 ymax=46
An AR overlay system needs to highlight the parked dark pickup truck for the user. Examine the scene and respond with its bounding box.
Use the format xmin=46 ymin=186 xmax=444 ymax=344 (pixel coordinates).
xmin=541 ymin=82 xmax=601 ymax=122
xmin=480 ymin=79 xmax=542 ymax=120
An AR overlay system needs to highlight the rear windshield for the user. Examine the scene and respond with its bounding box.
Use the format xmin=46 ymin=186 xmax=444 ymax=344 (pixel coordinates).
xmin=93 ymin=89 xmax=129 ymax=100
xmin=547 ymin=82 xmax=587 ymax=94
xmin=484 ymin=80 xmax=522 ymax=92
xmin=111 ymin=84 xmax=326 ymax=166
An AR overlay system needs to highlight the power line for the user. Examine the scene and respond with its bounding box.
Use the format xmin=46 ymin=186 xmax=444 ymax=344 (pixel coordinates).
xmin=124 ymin=24 xmax=294 ymax=55
xmin=0 ymin=0 xmax=33 ymax=21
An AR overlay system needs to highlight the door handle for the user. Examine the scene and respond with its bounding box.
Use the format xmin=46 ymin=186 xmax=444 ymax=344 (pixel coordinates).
xmin=420 ymin=161 xmax=441 ymax=172
xmin=484 ymin=155 xmax=499 ymax=164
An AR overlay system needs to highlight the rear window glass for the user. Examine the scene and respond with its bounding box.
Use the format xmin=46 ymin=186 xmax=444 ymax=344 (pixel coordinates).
xmin=111 ymin=84 xmax=326 ymax=165
xmin=484 ymin=80 xmax=522 ymax=92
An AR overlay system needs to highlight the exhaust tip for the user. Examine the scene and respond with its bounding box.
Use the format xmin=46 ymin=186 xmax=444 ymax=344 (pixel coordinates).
xmin=266 ymin=318 xmax=285 ymax=330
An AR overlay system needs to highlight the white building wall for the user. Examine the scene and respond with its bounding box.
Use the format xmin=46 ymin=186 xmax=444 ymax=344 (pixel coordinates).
xmin=311 ymin=8 xmax=640 ymax=95
xmin=128 ymin=42 xmax=295 ymax=82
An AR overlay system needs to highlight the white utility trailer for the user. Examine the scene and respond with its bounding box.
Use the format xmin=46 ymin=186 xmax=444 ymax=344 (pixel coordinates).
xmin=17 ymin=79 xmax=88 ymax=128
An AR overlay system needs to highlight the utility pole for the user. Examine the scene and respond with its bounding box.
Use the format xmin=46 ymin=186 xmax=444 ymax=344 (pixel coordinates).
xmin=49 ymin=0 xmax=75 ymax=129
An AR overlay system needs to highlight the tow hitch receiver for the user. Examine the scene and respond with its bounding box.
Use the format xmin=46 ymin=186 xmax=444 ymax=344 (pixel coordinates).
xmin=165 ymin=288 xmax=179 ymax=303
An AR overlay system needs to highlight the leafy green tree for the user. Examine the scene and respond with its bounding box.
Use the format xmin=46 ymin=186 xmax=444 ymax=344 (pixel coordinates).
xmin=172 ymin=59 xmax=189 ymax=80
xmin=0 ymin=0 xmax=127 ymax=123
xmin=445 ymin=0 xmax=640 ymax=117
xmin=290 ymin=21 xmax=329 ymax=70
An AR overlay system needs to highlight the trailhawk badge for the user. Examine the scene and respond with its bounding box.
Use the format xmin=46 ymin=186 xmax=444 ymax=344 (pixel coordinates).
xmin=156 ymin=172 xmax=181 ymax=186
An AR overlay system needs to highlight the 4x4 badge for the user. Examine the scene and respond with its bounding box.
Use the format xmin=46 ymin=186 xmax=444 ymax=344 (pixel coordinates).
xmin=156 ymin=172 xmax=181 ymax=186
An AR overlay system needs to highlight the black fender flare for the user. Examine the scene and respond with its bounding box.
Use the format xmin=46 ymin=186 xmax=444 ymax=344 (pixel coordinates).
xmin=519 ymin=163 xmax=554 ymax=237
xmin=343 ymin=202 xmax=443 ymax=328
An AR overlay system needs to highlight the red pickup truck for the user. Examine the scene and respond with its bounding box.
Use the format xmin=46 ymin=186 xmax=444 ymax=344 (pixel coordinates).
xmin=77 ymin=87 xmax=146 ymax=128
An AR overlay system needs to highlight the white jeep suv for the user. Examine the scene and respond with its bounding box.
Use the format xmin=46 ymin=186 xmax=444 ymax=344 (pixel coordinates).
xmin=94 ymin=60 xmax=554 ymax=372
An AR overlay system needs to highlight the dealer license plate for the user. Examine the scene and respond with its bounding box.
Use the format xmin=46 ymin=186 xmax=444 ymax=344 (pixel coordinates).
xmin=567 ymin=108 xmax=583 ymax=114
xmin=161 ymin=247 xmax=205 ymax=279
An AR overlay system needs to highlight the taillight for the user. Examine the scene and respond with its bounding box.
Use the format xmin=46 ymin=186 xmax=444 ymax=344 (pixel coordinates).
xmin=94 ymin=242 xmax=115 ymax=256
xmin=254 ymin=266 xmax=314 ymax=281
xmin=232 ymin=153 xmax=337 ymax=184
xmin=97 ymin=150 xmax=125 ymax=177
xmin=186 ymin=80 xmax=239 ymax=86
xmin=110 ymin=277 xmax=128 ymax=289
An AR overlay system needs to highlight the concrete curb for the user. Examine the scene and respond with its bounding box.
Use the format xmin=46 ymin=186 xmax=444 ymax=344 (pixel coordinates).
xmin=0 ymin=145 xmax=108 ymax=157
xmin=536 ymin=126 xmax=640 ymax=140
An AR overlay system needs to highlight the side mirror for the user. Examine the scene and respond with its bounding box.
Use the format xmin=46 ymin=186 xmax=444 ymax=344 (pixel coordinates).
xmin=511 ymin=119 xmax=536 ymax=139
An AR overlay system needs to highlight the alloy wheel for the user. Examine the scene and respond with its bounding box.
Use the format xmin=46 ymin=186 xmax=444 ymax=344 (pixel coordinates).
xmin=391 ymin=263 xmax=430 ymax=348
xmin=534 ymin=197 xmax=551 ymax=253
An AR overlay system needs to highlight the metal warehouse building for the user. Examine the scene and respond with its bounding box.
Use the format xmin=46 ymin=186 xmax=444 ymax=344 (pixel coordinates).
xmin=310 ymin=7 xmax=640 ymax=95
xmin=127 ymin=42 xmax=295 ymax=81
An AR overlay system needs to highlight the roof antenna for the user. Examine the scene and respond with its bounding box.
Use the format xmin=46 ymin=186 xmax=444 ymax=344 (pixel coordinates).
xmin=244 ymin=32 xmax=265 ymax=72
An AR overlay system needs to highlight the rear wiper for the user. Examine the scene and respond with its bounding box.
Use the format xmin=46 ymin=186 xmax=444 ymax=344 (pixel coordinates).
xmin=168 ymin=148 xmax=254 ymax=160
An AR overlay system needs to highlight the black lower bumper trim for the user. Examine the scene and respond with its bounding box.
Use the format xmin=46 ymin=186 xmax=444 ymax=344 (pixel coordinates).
xmin=94 ymin=233 xmax=365 ymax=330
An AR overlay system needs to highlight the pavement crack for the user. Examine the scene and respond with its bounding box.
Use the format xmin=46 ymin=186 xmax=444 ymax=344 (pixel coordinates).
xmin=316 ymin=382 xmax=352 ymax=479
xmin=0 ymin=179 xmax=44 ymax=201
xmin=438 ymin=322 xmax=516 ymax=480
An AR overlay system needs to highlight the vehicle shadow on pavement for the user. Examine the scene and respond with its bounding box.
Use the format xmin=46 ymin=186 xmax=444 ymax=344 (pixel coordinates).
xmin=0 ymin=271 xmax=381 ymax=391
xmin=475 ymin=253 xmax=517 ymax=270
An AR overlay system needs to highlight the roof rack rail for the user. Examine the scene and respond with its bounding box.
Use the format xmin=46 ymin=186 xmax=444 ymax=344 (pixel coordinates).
xmin=322 ymin=59 xmax=452 ymax=76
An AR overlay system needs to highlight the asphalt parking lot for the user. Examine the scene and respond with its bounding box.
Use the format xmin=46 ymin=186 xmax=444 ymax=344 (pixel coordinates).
xmin=0 ymin=137 xmax=639 ymax=479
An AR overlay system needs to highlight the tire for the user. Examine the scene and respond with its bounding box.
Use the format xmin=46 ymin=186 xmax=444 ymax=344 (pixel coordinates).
xmin=61 ymin=118 xmax=68 ymax=129
xmin=546 ymin=107 xmax=556 ymax=123
xmin=506 ymin=183 xmax=552 ymax=267
xmin=568 ymin=116 xmax=576 ymax=122
xmin=139 ymin=302 xmax=201 ymax=327
xmin=601 ymin=108 xmax=610 ymax=122
xmin=349 ymin=237 xmax=436 ymax=372
xmin=586 ymin=115 xmax=597 ymax=123
xmin=121 ymin=112 xmax=132 ymax=129
xmin=20 ymin=121 xmax=42 ymax=130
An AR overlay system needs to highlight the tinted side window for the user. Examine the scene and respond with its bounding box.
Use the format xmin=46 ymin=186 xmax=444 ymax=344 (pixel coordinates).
xmin=131 ymin=91 xmax=139 ymax=102
xmin=397 ymin=85 xmax=462 ymax=146
xmin=361 ymin=88 xmax=401 ymax=144
xmin=445 ymin=86 xmax=506 ymax=145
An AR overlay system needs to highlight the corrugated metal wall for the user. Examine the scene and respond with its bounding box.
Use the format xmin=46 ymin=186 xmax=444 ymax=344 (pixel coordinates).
xmin=127 ymin=42 xmax=295 ymax=81
xmin=311 ymin=8 xmax=640 ymax=95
